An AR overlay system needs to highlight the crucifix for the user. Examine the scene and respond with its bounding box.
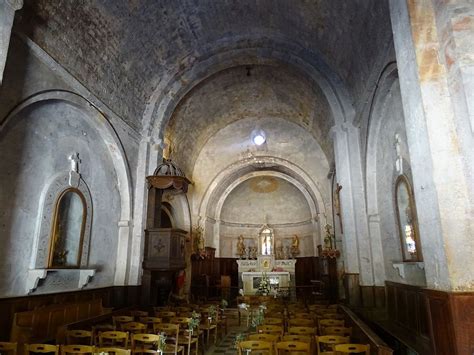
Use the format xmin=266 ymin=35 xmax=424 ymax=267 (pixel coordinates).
xmin=68 ymin=152 xmax=81 ymax=173
xmin=334 ymin=183 xmax=343 ymax=233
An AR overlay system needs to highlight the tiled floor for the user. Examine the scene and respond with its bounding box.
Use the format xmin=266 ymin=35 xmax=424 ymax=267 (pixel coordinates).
xmin=205 ymin=309 xmax=248 ymax=355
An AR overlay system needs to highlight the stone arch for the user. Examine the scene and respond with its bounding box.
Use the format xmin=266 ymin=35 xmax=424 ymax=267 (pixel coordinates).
xmin=197 ymin=156 xmax=328 ymax=256
xmin=365 ymin=63 xmax=400 ymax=285
xmin=1 ymin=90 xmax=133 ymax=284
xmin=143 ymin=36 xmax=355 ymax=140
xmin=34 ymin=171 xmax=93 ymax=268
xmin=212 ymin=170 xmax=320 ymax=257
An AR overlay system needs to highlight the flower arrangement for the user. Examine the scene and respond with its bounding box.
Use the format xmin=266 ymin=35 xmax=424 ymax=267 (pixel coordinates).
xmin=220 ymin=298 xmax=228 ymax=309
xmin=257 ymin=272 xmax=270 ymax=295
xmin=157 ymin=333 xmax=167 ymax=353
xmin=188 ymin=311 xmax=201 ymax=332
xmin=234 ymin=333 xmax=246 ymax=349
xmin=250 ymin=306 xmax=265 ymax=329
xmin=207 ymin=305 xmax=218 ymax=321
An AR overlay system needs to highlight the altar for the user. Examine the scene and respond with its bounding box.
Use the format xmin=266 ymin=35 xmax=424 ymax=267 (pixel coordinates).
xmin=236 ymin=224 xmax=297 ymax=299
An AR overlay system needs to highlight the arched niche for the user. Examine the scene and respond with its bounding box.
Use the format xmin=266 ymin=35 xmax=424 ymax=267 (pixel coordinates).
xmin=35 ymin=171 xmax=93 ymax=268
xmin=365 ymin=64 xmax=426 ymax=286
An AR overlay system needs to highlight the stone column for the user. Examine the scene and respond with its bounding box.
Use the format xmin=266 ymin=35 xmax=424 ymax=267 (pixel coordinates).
xmin=390 ymin=0 xmax=473 ymax=291
xmin=0 ymin=0 xmax=22 ymax=85
xmin=127 ymin=137 xmax=163 ymax=285
xmin=333 ymin=123 xmax=377 ymax=305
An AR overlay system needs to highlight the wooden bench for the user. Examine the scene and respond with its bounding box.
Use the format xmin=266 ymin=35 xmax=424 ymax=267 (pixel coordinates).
xmin=339 ymin=305 xmax=393 ymax=355
xmin=10 ymin=299 xmax=111 ymax=344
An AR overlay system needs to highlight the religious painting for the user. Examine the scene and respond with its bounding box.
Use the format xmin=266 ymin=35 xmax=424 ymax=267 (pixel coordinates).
xmin=395 ymin=175 xmax=422 ymax=261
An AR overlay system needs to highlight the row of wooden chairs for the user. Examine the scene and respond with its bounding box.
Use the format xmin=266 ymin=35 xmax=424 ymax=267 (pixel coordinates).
xmin=0 ymin=343 xmax=130 ymax=355
xmin=237 ymin=333 xmax=369 ymax=354
xmin=238 ymin=339 xmax=369 ymax=354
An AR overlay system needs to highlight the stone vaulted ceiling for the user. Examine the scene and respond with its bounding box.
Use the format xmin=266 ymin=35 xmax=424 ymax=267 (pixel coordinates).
xmin=166 ymin=64 xmax=334 ymax=175
xmin=16 ymin=0 xmax=392 ymax=133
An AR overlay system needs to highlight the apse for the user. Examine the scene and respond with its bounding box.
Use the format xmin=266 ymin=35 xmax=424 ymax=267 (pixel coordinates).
xmin=218 ymin=175 xmax=314 ymax=258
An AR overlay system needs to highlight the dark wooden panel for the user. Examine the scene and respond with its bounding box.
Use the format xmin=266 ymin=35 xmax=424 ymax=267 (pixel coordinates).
xmin=449 ymin=292 xmax=474 ymax=354
xmin=295 ymin=257 xmax=320 ymax=286
xmin=0 ymin=286 xmax=140 ymax=341
xmin=424 ymin=289 xmax=455 ymax=355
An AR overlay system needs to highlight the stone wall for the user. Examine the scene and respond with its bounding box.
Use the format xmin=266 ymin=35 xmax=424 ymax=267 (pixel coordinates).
xmin=0 ymin=35 xmax=139 ymax=297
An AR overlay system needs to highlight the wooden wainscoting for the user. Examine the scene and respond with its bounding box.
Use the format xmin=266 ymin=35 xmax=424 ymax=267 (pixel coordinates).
xmin=385 ymin=281 xmax=474 ymax=354
xmin=384 ymin=281 xmax=432 ymax=354
xmin=424 ymin=288 xmax=474 ymax=355
xmin=0 ymin=286 xmax=141 ymax=341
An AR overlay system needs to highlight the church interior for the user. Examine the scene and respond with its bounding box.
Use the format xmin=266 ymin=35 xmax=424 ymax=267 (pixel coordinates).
xmin=0 ymin=1 xmax=473 ymax=354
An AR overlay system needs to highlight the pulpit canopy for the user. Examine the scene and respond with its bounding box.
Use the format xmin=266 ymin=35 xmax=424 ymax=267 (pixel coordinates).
xmin=146 ymin=159 xmax=191 ymax=192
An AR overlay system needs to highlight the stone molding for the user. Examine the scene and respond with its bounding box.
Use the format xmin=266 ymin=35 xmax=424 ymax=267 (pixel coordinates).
xmin=33 ymin=171 xmax=93 ymax=269
xmin=26 ymin=268 xmax=95 ymax=294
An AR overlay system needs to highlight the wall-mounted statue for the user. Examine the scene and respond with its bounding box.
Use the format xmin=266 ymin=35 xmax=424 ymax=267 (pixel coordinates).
xmin=290 ymin=234 xmax=300 ymax=258
xmin=237 ymin=235 xmax=246 ymax=259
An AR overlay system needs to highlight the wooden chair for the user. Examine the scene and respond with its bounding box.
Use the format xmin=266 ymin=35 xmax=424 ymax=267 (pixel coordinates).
xmin=248 ymin=333 xmax=280 ymax=343
xmin=66 ymin=330 xmax=93 ymax=345
xmin=0 ymin=342 xmax=17 ymax=355
xmin=263 ymin=317 xmax=284 ymax=325
xmin=288 ymin=318 xmax=315 ymax=327
xmin=282 ymin=335 xmax=311 ymax=342
xmin=130 ymin=310 xmax=149 ymax=318
xmin=24 ymin=344 xmax=59 ymax=355
xmin=291 ymin=312 xmax=313 ymax=319
xmin=237 ymin=340 xmax=273 ymax=355
xmin=60 ymin=345 xmax=95 ymax=355
xmin=92 ymin=324 xmax=116 ymax=345
xmin=131 ymin=333 xmax=161 ymax=354
xmin=170 ymin=317 xmax=198 ymax=355
xmin=96 ymin=348 xmax=131 ymax=355
xmin=199 ymin=309 xmax=218 ymax=346
xmin=287 ymin=326 xmax=317 ymax=336
xmin=318 ymin=319 xmax=344 ymax=333
xmin=315 ymin=335 xmax=350 ymax=355
xmin=153 ymin=323 xmax=184 ymax=355
xmin=257 ymin=324 xmax=284 ymax=337
xmin=98 ymin=331 xmax=129 ymax=348
xmin=173 ymin=306 xmax=192 ymax=313
xmin=321 ymin=326 xmax=352 ymax=337
xmin=139 ymin=317 xmax=162 ymax=332
xmin=334 ymin=344 xmax=370 ymax=354
xmin=319 ymin=313 xmax=344 ymax=320
xmin=155 ymin=311 xmax=177 ymax=323
xmin=275 ymin=341 xmax=310 ymax=354
xmin=177 ymin=329 xmax=199 ymax=355
xmin=121 ymin=322 xmax=147 ymax=334
xmin=113 ymin=316 xmax=135 ymax=330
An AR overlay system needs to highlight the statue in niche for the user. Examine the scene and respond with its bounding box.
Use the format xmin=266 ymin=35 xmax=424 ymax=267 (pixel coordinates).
xmin=237 ymin=235 xmax=246 ymax=259
xmin=261 ymin=228 xmax=273 ymax=255
xmin=291 ymin=235 xmax=300 ymax=257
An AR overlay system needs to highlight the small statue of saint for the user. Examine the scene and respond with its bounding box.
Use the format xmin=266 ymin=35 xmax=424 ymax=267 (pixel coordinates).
xmin=237 ymin=235 xmax=246 ymax=259
xmin=291 ymin=234 xmax=300 ymax=257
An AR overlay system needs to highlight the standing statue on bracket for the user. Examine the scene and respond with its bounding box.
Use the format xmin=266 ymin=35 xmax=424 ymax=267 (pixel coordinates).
xmin=237 ymin=235 xmax=246 ymax=259
xmin=290 ymin=234 xmax=300 ymax=258
xmin=193 ymin=224 xmax=205 ymax=258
